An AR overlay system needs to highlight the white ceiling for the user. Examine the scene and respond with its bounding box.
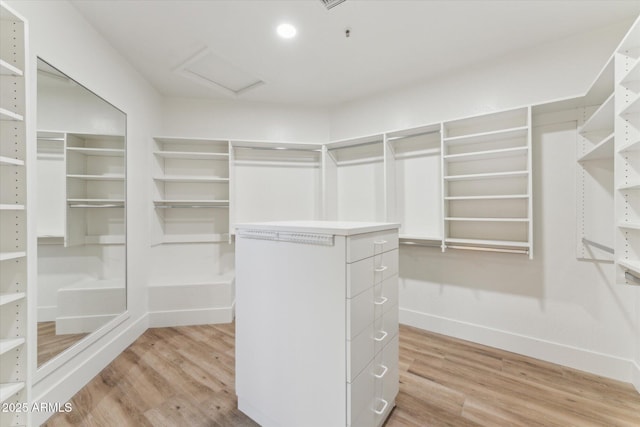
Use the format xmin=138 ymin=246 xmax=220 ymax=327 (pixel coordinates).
xmin=71 ymin=0 xmax=640 ymax=107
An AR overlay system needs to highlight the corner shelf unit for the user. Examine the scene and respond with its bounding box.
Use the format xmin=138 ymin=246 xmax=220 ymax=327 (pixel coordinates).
xmin=37 ymin=130 xmax=126 ymax=246
xmin=0 ymin=2 xmax=28 ymax=424
xmin=576 ymin=59 xmax=615 ymax=261
xmin=615 ymin=18 xmax=640 ymax=285
xmin=152 ymin=137 xmax=230 ymax=244
xmin=441 ymin=107 xmax=533 ymax=257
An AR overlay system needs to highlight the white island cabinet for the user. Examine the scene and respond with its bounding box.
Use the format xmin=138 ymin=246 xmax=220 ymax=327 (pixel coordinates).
xmin=236 ymin=221 xmax=400 ymax=427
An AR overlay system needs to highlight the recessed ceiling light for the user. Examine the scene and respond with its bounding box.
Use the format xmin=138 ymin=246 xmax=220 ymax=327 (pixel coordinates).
xmin=277 ymin=23 xmax=297 ymax=39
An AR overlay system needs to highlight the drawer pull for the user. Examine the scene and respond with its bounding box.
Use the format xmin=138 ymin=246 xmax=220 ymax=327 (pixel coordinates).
xmin=374 ymin=265 xmax=388 ymax=273
xmin=374 ymin=330 xmax=388 ymax=342
xmin=374 ymin=296 xmax=388 ymax=306
xmin=374 ymin=364 xmax=388 ymax=379
xmin=374 ymin=240 xmax=387 ymax=245
xmin=373 ymin=398 xmax=389 ymax=415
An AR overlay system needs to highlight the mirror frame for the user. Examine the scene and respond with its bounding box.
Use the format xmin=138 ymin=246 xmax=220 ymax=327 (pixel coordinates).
xmin=34 ymin=57 xmax=128 ymax=378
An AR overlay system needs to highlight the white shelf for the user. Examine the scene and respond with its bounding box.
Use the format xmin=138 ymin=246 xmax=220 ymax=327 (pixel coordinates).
xmin=445 ymin=194 xmax=528 ymax=201
xmin=161 ymin=233 xmax=230 ymax=244
xmin=579 ymin=93 xmax=614 ymax=135
xmin=0 ymin=156 xmax=24 ymax=166
xmin=0 ymin=204 xmax=25 ymax=210
xmin=154 ymin=199 xmax=229 ymax=207
xmin=0 ymin=252 xmax=26 ymax=262
xmin=84 ymin=235 xmax=125 ymax=245
xmin=0 ymin=107 xmax=23 ymax=122
xmin=67 ymin=199 xmax=124 ymax=208
xmin=443 ymin=126 xmax=528 ymax=146
xmin=620 ymin=57 xmax=640 ymax=85
xmin=153 ymin=151 xmax=229 ymax=160
xmin=445 ymin=238 xmax=529 ymax=248
xmin=0 ymin=59 xmax=22 ymax=76
xmin=618 ymin=183 xmax=640 ymax=191
xmin=578 ymin=133 xmax=614 ymax=162
xmin=618 ymin=138 xmax=640 ymax=153
xmin=619 ymin=222 xmax=640 ymax=230
xmin=0 ymin=382 xmax=25 ymax=403
xmin=444 ymin=170 xmax=528 ymax=181
xmin=620 ymin=92 xmax=640 ymax=116
xmin=66 ymin=174 xmax=125 ymax=181
xmin=66 ymin=147 xmax=124 ymax=157
xmin=399 ymin=234 xmax=442 ymax=241
xmin=445 ymin=217 xmax=529 ymax=222
xmin=153 ymin=175 xmax=229 ymax=183
xmin=0 ymin=292 xmax=26 ymax=306
xmin=0 ymin=338 xmax=25 ymax=356
xmin=618 ymin=259 xmax=640 ymax=276
xmin=444 ymin=146 xmax=528 ymax=162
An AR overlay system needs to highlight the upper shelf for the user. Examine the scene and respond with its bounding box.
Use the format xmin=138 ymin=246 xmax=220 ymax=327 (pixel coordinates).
xmin=620 ymin=92 xmax=640 ymax=117
xmin=0 ymin=59 xmax=22 ymax=76
xmin=444 ymin=146 xmax=527 ymax=162
xmin=579 ymin=93 xmax=614 ymax=135
xmin=578 ymin=132 xmax=614 ymax=162
xmin=620 ymin=57 xmax=640 ymax=86
xmin=444 ymin=170 xmax=529 ymax=181
xmin=154 ymin=151 xmax=229 ymax=160
xmin=153 ymin=175 xmax=229 ymax=183
xmin=67 ymin=147 xmax=124 ymax=157
xmin=443 ymin=126 xmax=528 ymax=146
xmin=67 ymin=174 xmax=125 ymax=181
xmin=0 ymin=252 xmax=26 ymax=262
xmin=0 ymin=107 xmax=23 ymax=122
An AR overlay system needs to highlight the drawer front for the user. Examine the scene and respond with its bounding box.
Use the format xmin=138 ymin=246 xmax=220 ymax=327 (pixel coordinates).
xmin=373 ymin=306 xmax=399 ymax=355
xmin=347 ymin=230 xmax=399 ymax=263
xmin=347 ymin=323 xmax=374 ymax=383
xmin=347 ymin=249 xmax=398 ymax=298
xmin=347 ymin=359 xmax=374 ymax=426
xmin=347 ymin=286 xmax=374 ymax=340
xmin=373 ymin=274 xmax=398 ymax=320
xmin=374 ymin=334 xmax=399 ymax=425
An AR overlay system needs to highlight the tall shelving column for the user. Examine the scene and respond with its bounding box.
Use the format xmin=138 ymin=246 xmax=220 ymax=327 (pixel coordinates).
xmin=0 ymin=2 xmax=28 ymax=425
xmin=441 ymin=107 xmax=533 ymax=257
xmin=614 ymin=17 xmax=640 ymax=285
xmin=576 ymin=59 xmax=615 ymax=261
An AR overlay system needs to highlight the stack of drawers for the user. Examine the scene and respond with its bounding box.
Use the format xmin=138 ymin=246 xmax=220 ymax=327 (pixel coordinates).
xmin=346 ymin=230 xmax=399 ymax=427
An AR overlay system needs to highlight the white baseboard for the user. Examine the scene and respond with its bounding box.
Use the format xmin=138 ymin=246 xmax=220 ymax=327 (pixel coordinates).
xmin=32 ymin=313 xmax=149 ymax=426
xmin=633 ymin=360 xmax=640 ymax=393
xmin=56 ymin=313 xmax=118 ymax=334
xmin=148 ymin=304 xmax=234 ymax=328
xmin=400 ymin=308 xmax=635 ymax=384
xmin=38 ymin=305 xmax=57 ymax=322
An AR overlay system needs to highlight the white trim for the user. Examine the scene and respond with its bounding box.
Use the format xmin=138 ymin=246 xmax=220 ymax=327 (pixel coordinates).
xmin=32 ymin=313 xmax=148 ymax=426
xmin=148 ymin=304 xmax=235 ymax=328
xmin=400 ymin=308 xmax=635 ymax=383
xmin=633 ymin=360 xmax=640 ymax=393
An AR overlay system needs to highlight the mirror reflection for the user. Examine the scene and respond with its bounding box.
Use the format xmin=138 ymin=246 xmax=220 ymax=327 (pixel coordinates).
xmin=36 ymin=58 xmax=126 ymax=367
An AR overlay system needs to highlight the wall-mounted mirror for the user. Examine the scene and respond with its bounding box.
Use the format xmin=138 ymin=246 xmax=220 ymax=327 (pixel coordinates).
xmin=36 ymin=58 xmax=126 ymax=367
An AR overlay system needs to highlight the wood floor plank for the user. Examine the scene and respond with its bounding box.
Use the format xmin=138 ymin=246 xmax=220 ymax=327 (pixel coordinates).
xmin=44 ymin=323 xmax=640 ymax=427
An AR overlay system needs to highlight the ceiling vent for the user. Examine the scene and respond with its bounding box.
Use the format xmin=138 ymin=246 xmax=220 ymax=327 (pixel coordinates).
xmin=174 ymin=47 xmax=264 ymax=98
xmin=320 ymin=0 xmax=347 ymax=10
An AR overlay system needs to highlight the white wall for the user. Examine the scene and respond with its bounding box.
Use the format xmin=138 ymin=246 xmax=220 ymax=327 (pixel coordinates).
xmin=330 ymin=19 xmax=640 ymax=383
xmin=6 ymin=1 xmax=162 ymax=424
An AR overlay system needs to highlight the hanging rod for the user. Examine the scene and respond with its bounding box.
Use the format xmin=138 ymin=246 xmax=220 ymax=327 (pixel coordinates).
xmin=625 ymin=271 xmax=640 ymax=285
xmin=386 ymin=129 xmax=441 ymax=141
xmin=327 ymin=139 xmax=383 ymax=151
xmin=447 ymin=244 xmax=528 ymax=255
xmin=581 ymin=238 xmax=614 ymax=254
xmin=69 ymin=204 xmax=124 ymax=208
xmin=234 ymin=145 xmax=321 ymax=152
xmin=155 ymin=205 xmax=229 ymax=209
xmin=400 ymin=240 xmax=441 ymax=248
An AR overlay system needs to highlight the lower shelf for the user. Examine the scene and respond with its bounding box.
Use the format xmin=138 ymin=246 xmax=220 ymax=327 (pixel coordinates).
xmin=0 ymin=382 xmax=24 ymax=403
xmin=0 ymin=338 xmax=25 ymax=356
xmin=445 ymin=238 xmax=529 ymax=248
xmin=618 ymin=259 xmax=640 ymax=276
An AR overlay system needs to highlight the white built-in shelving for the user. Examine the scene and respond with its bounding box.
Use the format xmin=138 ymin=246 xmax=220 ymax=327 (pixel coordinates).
xmin=385 ymin=124 xmax=443 ymax=246
xmin=441 ymin=107 xmax=533 ymax=257
xmin=614 ymin=17 xmax=640 ymax=285
xmin=574 ymin=57 xmax=616 ymax=261
xmin=0 ymin=2 xmax=28 ymax=421
xmin=152 ymin=137 xmax=231 ymax=244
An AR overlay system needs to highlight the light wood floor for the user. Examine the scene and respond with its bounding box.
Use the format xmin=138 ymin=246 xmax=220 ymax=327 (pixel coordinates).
xmin=37 ymin=322 xmax=89 ymax=367
xmin=43 ymin=323 xmax=640 ymax=427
